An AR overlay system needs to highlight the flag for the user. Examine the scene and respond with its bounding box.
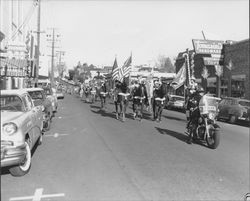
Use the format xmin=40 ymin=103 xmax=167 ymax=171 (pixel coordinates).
xmin=111 ymin=57 xmax=119 ymax=80
xmin=122 ymin=54 xmax=132 ymax=78
xmin=171 ymin=63 xmax=186 ymax=90
xmin=117 ymin=54 xmax=132 ymax=82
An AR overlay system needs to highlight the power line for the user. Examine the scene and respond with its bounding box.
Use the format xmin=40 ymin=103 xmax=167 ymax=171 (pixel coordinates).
xmin=11 ymin=3 xmax=37 ymax=40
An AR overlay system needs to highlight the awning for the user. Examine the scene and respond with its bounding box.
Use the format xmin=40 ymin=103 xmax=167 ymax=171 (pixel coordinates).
xmin=0 ymin=58 xmax=27 ymax=68
xmin=0 ymin=58 xmax=27 ymax=77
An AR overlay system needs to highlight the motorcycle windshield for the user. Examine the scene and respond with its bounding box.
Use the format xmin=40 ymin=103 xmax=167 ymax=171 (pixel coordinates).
xmin=199 ymin=95 xmax=221 ymax=115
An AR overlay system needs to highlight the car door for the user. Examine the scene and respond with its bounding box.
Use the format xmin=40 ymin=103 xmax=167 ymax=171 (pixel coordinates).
xmin=24 ymin=94 xmax=41 ymax=145
xmin=219 ymin=99 xmax=229 ymax=118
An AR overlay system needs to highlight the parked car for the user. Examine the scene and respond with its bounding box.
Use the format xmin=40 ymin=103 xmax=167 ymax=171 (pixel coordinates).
xmin=1 ymin=89 xmax=43 ymax=176
xmin=26 ymin=88 xmax=53 ymax=131
xmin=217 ymin=97 xmax=250 ymax=124
xmin=166 ymin=95 xmax=185 ymax=111
xmin=43 ymin=87 xmax=58 ymax=114
xmin=56 ymin=86 xmax=64 ymax=99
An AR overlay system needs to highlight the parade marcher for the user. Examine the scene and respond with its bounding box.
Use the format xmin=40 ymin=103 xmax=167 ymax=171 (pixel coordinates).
xmin=99 ymin=80 xmax=108 ymax=110
xmin=117 ymin=79 xmax=130 ymax=122
xmin=90 ymin=83 xmax=97 ymax=103
xmin=84 ymin=84 xmax=91 ymax=102
xmin=80 ymin=84 xmax=84 ymax=100
xmin=131 ymin=78 xmax=148 ymax=120
xmin=152 ymin=78 xmax=168 ymax=122
xmin=113 ymin=80 xmax=122 ymax=119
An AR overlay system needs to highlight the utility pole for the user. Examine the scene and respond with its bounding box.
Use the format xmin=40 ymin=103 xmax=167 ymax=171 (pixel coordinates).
xmin=56 ymin=50 xmax=65 ymax=78
xmin=35 ymin=0 xmax=41 ymax=87
xmin=50 ymin=28 xmax=55 ymax=87
xmin=47 ymin=28 xmax=60 ymax=88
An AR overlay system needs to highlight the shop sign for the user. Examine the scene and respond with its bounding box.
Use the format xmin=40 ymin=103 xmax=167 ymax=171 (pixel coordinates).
xmin=0 ymin=66 xmax=26 ymax=77
xmin=203 ymin=57 xmax=222 ymax=66
xmin=192 ymin=39 xmax=224 ymax=55
xmin=5 ymin=67 xmax=25 ymax=77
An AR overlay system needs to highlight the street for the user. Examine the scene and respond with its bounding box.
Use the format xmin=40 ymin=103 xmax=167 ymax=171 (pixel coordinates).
xmin=1 ymin=94 xmax=249 ymax=201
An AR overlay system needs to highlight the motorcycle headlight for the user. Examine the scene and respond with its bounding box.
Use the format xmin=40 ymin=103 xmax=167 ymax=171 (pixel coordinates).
xmin=208 ymin=113 xmax=215 ymax=120
xmin=3 ymin=123 xmax=18 ymax=136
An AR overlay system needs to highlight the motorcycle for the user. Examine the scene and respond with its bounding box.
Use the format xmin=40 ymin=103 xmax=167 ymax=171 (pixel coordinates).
xmin=186 ymin=94 xmax=221 ymax=149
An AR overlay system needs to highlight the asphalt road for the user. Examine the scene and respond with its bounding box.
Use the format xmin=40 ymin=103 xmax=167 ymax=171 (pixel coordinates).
xmin=1 ymin=94 xmax=249 ymax=201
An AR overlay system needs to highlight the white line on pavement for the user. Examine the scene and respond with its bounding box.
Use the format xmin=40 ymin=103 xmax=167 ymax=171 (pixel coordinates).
xmin=9 ymin=188 xmax=65 ymax=201
xmin=44 ymin=133 xmax=69 ymax=138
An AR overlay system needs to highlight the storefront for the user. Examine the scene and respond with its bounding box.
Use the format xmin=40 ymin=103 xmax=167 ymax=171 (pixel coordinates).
xmin=223 ymin=39 xmax=249 ymax=99
xmin=175 ymin=39 xmax=249 ymax=99
xmin=0 ymin=58 xmax=28 ymax=89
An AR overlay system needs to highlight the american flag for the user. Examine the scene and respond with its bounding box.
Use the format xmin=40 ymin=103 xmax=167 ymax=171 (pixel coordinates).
xmin=117 ymin=54 xmax=132 ymax=82
xmin=111 ymin=58 xmax=119 ymax=80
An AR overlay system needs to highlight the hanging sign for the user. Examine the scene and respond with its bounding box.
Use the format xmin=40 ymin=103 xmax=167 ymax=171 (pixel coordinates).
xmin=192 ymin=39 xmax=224 ymax=55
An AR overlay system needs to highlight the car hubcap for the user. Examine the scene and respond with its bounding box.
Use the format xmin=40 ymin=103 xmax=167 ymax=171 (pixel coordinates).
xmin=20 ymin=142 xmax=31 ymax=171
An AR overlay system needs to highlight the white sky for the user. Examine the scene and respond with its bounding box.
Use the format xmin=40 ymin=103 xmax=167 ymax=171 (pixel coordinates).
xmin=27 ymin=0 xmax=249 ymax=73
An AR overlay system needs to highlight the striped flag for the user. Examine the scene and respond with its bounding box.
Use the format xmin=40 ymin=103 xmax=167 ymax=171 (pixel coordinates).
xmin=117 ymin=54 xmax=132 ymax=82
xmin=171 ymin=63 xmax=186 ymax=90
xmin=111 ymin=57 xmax=119 ymax=80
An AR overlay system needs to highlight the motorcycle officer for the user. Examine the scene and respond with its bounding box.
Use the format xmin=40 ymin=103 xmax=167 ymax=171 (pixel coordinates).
xmin=186 ymin=85 xmax=205 ymax=144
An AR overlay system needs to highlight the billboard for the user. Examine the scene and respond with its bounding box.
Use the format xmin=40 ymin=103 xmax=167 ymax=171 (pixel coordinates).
xmin=192 ymin=39 xmax=224 ymax=55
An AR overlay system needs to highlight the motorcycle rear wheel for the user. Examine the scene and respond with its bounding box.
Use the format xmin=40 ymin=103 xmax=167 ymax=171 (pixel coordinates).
xmin=206 ymin=126 xmax=220 ymax=149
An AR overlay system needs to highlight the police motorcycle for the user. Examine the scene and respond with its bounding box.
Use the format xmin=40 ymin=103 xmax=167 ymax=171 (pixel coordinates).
xmin=186 ymin=93 xmax=221 ymax=149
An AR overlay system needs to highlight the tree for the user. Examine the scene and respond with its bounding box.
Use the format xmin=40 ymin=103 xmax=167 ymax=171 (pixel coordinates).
xmin=156 ymin=55 xmax=175 ymax=73
xmin=56 ymin=63 xmax=67 ymax=78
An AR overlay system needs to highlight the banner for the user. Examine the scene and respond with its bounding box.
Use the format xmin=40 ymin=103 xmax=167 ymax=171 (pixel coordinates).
xmin=171 ymin=64 xmax=186 ymax=90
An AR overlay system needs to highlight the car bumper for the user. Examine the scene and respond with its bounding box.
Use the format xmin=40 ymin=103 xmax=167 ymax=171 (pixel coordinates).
xmin=238 ymin=117 xmax=250 ymax=122
xmin=1 ymin=143 xmax=26 ymax=167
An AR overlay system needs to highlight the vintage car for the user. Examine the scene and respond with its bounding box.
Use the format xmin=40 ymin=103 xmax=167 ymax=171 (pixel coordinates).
xmin=1 ymin=89 xmax=43 ymax=176
xmin=43 ymin=87 xmax=58 ymax=113
xmin=165 ymin=95 xmax=185 ymax=111
xmin=56 ymin=86 xmax=64 ymax=99
xmin=217 ymin=97 xmax=250 ymax=124
xmin=26 ymin=88 xmax=53 ymax=131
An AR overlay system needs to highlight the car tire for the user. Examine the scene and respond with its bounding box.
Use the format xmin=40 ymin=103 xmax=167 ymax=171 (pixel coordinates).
xmin=9 ymin=141 xmax=31 ymax=177
xmin=38 ymin=133 xmax=43 ymax=145
xmin=43 ymin=119 xmax=51 ymax=131
xmin=229 ymin=115 xmax=237 ymax=124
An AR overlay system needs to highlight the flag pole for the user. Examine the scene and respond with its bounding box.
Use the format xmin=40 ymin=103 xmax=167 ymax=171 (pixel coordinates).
xmin=128 ymin=51 xmax=132 ymax=87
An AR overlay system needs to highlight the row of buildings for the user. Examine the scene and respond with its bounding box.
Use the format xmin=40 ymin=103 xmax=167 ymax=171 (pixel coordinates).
xmin=175 ymin=39 xmax=249 ymax=100
xmin=0 ymin=0 xmax=38 ymax=90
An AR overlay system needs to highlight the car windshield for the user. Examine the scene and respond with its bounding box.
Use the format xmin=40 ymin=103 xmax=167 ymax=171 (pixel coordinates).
xmin=0 ymin=95 xmax=24 ymax=111
xmin=239 ymin=101 xmax=250 ymax=107
xmin=28 ymin=91 xmax=43 ymax=100
xmin=57 ymin=88 xmax=62 ymax=93
xmin=172 ymin=97 xmax=184 ymax=101
xmin=44 ymin=88 xmax=52 ymax=95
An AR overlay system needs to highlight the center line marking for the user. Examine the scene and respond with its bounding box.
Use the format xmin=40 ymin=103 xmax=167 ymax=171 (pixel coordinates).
xmin=9 ymin=188 xmax=65 ymax=201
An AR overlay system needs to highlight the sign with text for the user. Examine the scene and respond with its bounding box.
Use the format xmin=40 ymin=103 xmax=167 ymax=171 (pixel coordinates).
xmin=192 ymin=39 xmax=224 ymax=55
xmin=203 ymin=57 xmax=222 ymax=66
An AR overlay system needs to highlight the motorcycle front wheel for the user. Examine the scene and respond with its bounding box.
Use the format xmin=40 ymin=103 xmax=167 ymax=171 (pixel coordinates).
xmin=206 ymin=126 xmax=220 ymax=149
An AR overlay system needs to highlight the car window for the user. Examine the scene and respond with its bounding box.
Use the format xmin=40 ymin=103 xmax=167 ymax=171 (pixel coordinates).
xmin=0 ymin=95 xmax=24 ymax=111
xmin=28 ymin=91 xmax=43 ymax=100
xmin=239 ymin=101 xmax=250 ymax=107
xmin=174 ymin=97 xmax=184 ymax=101
xmin=44 ymin=88 xmax=52 ymax=95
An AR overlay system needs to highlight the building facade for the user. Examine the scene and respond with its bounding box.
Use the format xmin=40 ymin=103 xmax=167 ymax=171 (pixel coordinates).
xmin=175 ymin=39 xmax=249 ymax=100
xmin=0 ymin=0 xmax=36 ymax=90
